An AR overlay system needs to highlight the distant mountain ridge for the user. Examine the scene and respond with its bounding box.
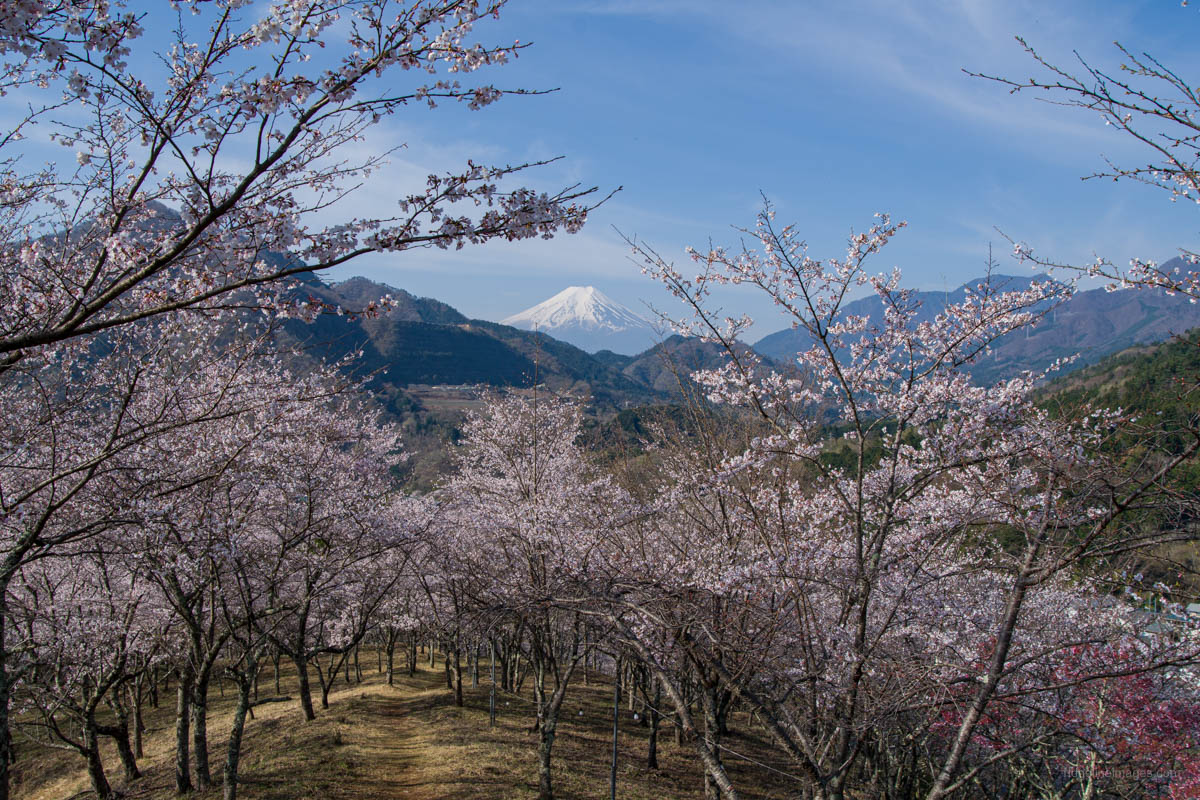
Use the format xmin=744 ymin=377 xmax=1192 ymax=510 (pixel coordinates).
xmin=501 ymin=286 xmax=660 ymax=355
xmin=275 ymin=277 xmax=673 ymax=413
xmin=268 ymin=259 xmax=1200 ymax=424
xmin=753 ymin=261 xmax=1200 ymax=382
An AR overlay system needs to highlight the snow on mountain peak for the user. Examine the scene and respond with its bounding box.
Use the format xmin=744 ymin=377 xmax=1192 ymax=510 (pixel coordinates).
xmin=500 ymin=286 xmax=658 ymax=354
xmin=501 ymin=286 xmax=650 ymax=332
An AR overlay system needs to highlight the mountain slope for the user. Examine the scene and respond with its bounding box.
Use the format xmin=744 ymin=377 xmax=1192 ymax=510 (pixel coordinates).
xmin=273 ymin=277 xmax=666 ymax=412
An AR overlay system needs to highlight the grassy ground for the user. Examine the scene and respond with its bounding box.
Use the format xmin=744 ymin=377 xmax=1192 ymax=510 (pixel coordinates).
xmin=13 ymin=655 xmax=796 ymax=799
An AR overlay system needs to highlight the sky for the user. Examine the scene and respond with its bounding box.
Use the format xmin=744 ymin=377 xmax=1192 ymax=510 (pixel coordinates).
xmin=203 ymin=2 xmax=1200 ymax=336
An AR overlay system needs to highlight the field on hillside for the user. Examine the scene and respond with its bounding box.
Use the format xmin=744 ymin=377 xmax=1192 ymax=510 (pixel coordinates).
xmin=14 ymin=654 xmax=793 ymax=800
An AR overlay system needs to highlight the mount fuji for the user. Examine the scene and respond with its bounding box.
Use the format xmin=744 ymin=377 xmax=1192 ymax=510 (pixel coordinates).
xmin=501 ymin=286 xmax=660 ymax=355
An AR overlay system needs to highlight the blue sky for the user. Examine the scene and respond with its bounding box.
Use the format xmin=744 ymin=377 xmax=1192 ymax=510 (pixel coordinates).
xmin=321 ymin=1 xmax=1199 ymax=336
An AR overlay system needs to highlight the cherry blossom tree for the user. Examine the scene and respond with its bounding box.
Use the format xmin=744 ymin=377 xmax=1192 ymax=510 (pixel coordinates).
xmin=970 ymin=15 xmax=1199 ymax=301
xmin=0 ymin=314 xmax=402 ymax=794
xmin=938 ymin=640 xmax=1200 ymax=798
xmin=372 ymin=565 xmax=429 ymax=687
xmin=437 ymin=391 xmax=628 ymax=800
xmin=208 ymin=446 xmax=419 ymax=800
xmin=0 ymin=5 xmax=604 ymax=795
xmin=10 ymin=547 xmax=166 ymax=800
xmin=0 ymin=0 xmax=601 ymax=372
xmin=618 ymin=206 xmax=1200 ymax=800
xmin=250 ymin=391 xmax=411 ymax=724
xmin=129 ymin=344 xmax=414 ymax=797
xmin=0 ymin=320 xmax=304 ymax=791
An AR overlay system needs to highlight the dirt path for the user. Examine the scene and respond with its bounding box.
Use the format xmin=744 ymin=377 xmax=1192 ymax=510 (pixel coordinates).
xmin=343 ymin=675 xmax=455 ymax=800
xmin=16 ymin=660 xmax=793 ymax=800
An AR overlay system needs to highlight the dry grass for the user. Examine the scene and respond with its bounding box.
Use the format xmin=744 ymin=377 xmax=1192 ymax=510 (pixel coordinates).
xmin=14 ymin=655 xmax=795 ymax=799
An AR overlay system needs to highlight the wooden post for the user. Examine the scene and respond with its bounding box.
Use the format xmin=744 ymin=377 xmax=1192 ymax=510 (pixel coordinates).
xmin=610 ymin=657 xmax=621 ymax=800
xmin=489 ymin=639 xmax=497 ymax=728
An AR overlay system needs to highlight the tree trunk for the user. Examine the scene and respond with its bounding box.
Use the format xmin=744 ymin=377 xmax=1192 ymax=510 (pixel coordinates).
xmin=132 ymin=681 xmax=146 ymax=759
xmin=386 ymin=638 xmax=396 ymax=686
xmin=926 ymin=538 xmax=1041 ymax=800
xmin=620 ymin=631 xmax=738 ymax=799
xmin=582 ymin=628 xmax=590 ymax=687
xmin=175 ymin=675 xmax=193 ymax=793
xmin=533 ymin=643 xmax=583 ymax=800
xmin=193 ymin=668 xmax=213 ymax=788
xmin=316 ymin=655 xmax=337 ymax=710
xmin=84 ymin=721 xmax=115 ymax=800
xmin=537 ymin=712 xmax=558 ymax=800
xmin=702 ymin=686 xmax=724 ymax=800
xmin=627 ymin=662 xmax=636 ymax=712
xmin=294 ymin=656 xmax=316 ymax=721
xmin=98 ymin=721 xmax=141 ymax=781
xmin=497 ymin=644 xmax=511 ymax=693
xmin=222 ymin=676 xmax=254 ymax=800
xmin=453 ymin=645 xmax=464 ymax=707
xmin=647 ymin=679 xmax=662 ymax=770
xmin=471 ymin=640 xmax=480 ymax=688
xmin=715 ymin=688 xmax=732 ymax=737
xmin=0 ymin=582 xmax=12 ymax=800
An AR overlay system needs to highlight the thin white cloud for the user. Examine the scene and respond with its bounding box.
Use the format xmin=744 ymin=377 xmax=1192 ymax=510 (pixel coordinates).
xmin=550 ymin=0 xmax=1177 ymax=162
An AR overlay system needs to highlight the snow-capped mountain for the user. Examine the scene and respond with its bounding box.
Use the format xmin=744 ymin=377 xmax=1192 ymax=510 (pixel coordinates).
xmin=501 ymin=286 xmax=659 ymax=354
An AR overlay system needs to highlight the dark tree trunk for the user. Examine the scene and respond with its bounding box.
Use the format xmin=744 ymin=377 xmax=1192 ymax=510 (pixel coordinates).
xmin=175 ymin=674 xmax=193 ymax=793
xmin=532 ymin=641 xmax=582 ymax=800
xmin=98 ymin=720 xmax=141 ymax=781
xmin=84 ymin=721 xmax=115 ymax=800
xmin=223 ymin=678 xmax=253 ymax=800
xmin=453 ymin=644 xmax=464 ymax=707
xmin=537 ymin=712 xmax=558 ymax=800
xmin=497 ymin=643 xmax=510 ymax=693
xmin=315 ymin=654 xmax=340 ymax=710
xmin=294 ymin=656 xmax=316 ymax=721
xmin=386 ymin=638 xmax=396 ymax=686
xmin=715 ymin=688 xmax=732 ymax=737
xmin=702 ymin=686 xmax=725 ymax=800
xmin=193 ymin=668 xmax=213 ymax=788
xmin=621 ymin=633 xmax=738 ymax=799
xmin=132 ymin=681 xmax=146 ymax=759
xmin=0 ymin=581 xmax=12 ymax=800
xmin=647 ymin=679 xmax=662 ymax=770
